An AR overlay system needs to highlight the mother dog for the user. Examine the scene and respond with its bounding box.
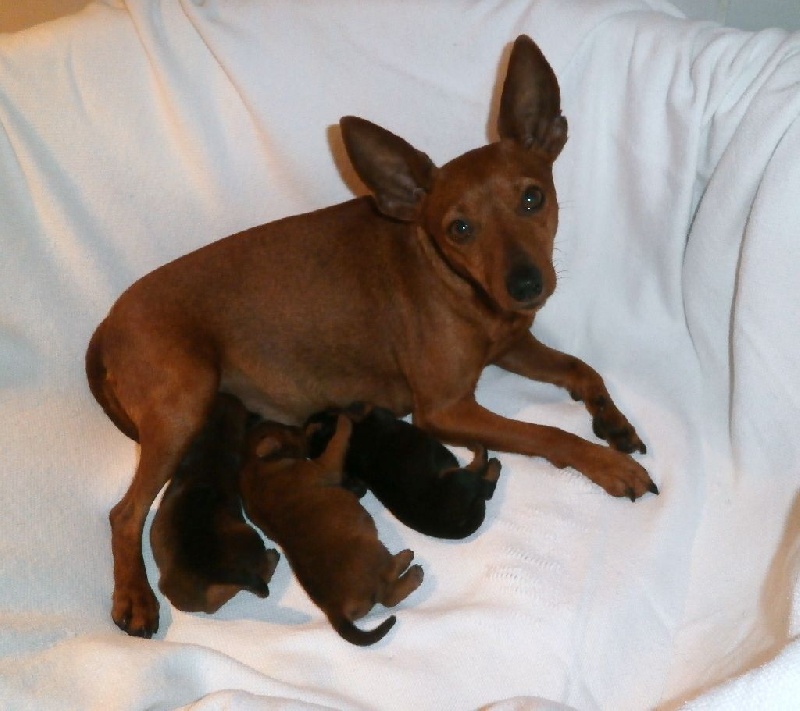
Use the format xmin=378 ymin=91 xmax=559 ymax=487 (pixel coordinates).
xmin=86 ymin=36 xmax=653 ymax=637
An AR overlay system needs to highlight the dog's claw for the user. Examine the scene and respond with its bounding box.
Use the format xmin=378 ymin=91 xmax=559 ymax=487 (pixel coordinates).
xmin=113 ymin=614 xmax=130 ymax=634
xmin=116 ymin=616 xmax=156 ymax=639
xmin=132 ymin=627 xmax=155 ymax=640
xmin=584 ymin=444 xmax=655 ymax=502
xmin=648 ymin=481 xmax=659 ymax=496
xmin=592 ymin=411 xmax=647 ymax=457
xmin=111 ymin=583 xmax=160 ymax=638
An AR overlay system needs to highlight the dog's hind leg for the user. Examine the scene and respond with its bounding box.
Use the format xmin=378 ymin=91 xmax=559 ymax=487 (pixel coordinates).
xmin=108 ymin=367 xmax=218 ymax=637
xmin=86 ymin=323 xmax=140 ymax=441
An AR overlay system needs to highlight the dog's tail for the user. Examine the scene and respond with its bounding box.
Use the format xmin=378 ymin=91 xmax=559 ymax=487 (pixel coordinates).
xmin=332 ymin=613 xmax=396 ymax=647
xmin=85 ymin=321 xmax=139 ymax=441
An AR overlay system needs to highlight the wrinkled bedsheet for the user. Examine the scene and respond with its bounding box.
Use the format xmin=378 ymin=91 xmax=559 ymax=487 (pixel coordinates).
xmin=1 ymin=1 xmax=798 ymax=708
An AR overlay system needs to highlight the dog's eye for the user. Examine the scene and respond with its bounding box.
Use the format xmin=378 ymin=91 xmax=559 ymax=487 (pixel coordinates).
xmin=519 ymin=186 xmax=544 ymax=214
xmin=447 ymin=218 xmax=474 ymax=243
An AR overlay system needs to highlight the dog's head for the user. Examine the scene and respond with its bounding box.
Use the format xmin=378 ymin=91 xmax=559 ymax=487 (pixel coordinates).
xmin=340 ymin=35 xmax=567 ymax=315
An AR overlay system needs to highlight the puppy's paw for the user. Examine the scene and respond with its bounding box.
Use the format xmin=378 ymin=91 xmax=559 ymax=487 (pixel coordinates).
xmin=249 ymin=581 xmax=271 ymax=598
xmin=393 ymin=549 xmax=415 ymax=573
xmin=342 ymin=474 xmax=368 ymax=498
xmin=262 ymin=548 xmax=281 ymax=580
xmin=480 ymin=458 xmax=502 ymax=499
xmin=404 ymin=564 xmax=424 ymax=591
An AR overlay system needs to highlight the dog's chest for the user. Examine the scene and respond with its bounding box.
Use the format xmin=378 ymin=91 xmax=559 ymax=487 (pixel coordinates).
xmin=484 ymin=312 xmax=536 ymax=361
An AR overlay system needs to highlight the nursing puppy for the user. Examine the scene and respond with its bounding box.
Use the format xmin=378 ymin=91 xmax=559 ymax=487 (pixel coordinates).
xmin=150 ymin=393 xmax=280 ymax=613
xmin=306 ymin=404 xmax=501 ymax=539
xmin=240 ymin=414 xmax=424 ymax=646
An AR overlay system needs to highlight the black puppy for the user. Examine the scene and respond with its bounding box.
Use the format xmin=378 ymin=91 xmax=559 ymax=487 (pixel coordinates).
xmin=305 ymin=404 xmax=501 ymax=539
xmin=150 ymin=393 xmax=280 ymax=613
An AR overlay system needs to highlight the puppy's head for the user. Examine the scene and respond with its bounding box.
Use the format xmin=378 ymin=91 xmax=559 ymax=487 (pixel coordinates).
xmin=340 ymin=35 xmax=566 ymax=315
xmin=156 ymin=544 xmax=279 ymax=614
xmin=303 ymin=407 xmax=343 ymax=460
xmin=246 ymin=421 xmax=306 ymax=461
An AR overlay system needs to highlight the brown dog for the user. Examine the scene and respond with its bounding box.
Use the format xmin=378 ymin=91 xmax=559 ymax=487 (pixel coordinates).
xmin=149 ymin=393 xmax=280 ymax=613
xmin=86 ymin=35 xmax=653 ymax=636
xmin=241 ymin=415 xmax=424 ymax=646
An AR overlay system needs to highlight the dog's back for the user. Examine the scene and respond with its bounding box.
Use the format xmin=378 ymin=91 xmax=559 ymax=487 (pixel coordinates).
xmin=99 ymin=198 xmax=424 ymax=426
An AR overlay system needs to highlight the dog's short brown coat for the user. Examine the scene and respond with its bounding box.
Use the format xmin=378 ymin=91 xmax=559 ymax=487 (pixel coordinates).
xmin=87 ymin=35 xmax=653 ymax=637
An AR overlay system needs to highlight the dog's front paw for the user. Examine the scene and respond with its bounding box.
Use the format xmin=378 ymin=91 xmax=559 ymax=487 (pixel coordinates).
xmin=582 ymin=446 xmax=657 ymax=501
xmin=112 ymin=581 xmax=160 ymax=638
xmin=589 ymin=397 xmax=646 ymax=455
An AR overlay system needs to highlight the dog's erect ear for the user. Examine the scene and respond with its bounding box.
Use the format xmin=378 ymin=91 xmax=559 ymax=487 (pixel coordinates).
xmin=340 ymin=116 xmax=437 ymax=222
xmin=497 ymin=35 xmax=568 ymax=159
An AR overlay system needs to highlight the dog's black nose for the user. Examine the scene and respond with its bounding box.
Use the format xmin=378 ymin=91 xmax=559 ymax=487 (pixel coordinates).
xmin=505 ymin=263 xmax=543 ymax=304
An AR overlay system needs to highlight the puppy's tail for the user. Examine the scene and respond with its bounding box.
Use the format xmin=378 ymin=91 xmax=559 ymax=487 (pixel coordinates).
xmin=332 ymin=613 xmax=396 ymax=647
xmin=461 ymin=442 xmax=488 ymax=472
xmin=461 ymin=443 xmax=501 ymax=500
xmin=85 ymin=322 xmax=139 ymax=441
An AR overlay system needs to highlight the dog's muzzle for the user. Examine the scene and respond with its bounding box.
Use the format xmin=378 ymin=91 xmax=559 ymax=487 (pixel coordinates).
xmin=505 ymin=263 xmax=543 ymax=305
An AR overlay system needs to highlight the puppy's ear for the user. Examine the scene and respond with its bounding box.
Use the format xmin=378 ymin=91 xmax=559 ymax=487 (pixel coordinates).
xmin=345 ymin=401 xmax=372 ymax=422
xmin=497 ymin=35 xmax=567 ymax=159
xmin=305 ymin=422 xmax=323 ymax=438
xmin=255 ymin=436 xmax=281 ymax=460
xmin=340 ymin=116 xmax=437 ymax=222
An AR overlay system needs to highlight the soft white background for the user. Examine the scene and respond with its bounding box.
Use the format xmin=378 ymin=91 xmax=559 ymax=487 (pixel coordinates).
xmin=1 ymin=0 xmax=799 ymax=709
xmin=8 ymin=0 xmax=800 ymax=32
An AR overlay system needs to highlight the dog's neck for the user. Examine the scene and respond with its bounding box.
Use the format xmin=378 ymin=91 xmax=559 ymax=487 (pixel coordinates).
xmin=410 ymin=223 xmax=536 ymax=340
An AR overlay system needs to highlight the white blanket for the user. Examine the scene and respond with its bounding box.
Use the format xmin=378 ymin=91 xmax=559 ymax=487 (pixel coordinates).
xmin=1 ymin=0 xmax=799 ymax=708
